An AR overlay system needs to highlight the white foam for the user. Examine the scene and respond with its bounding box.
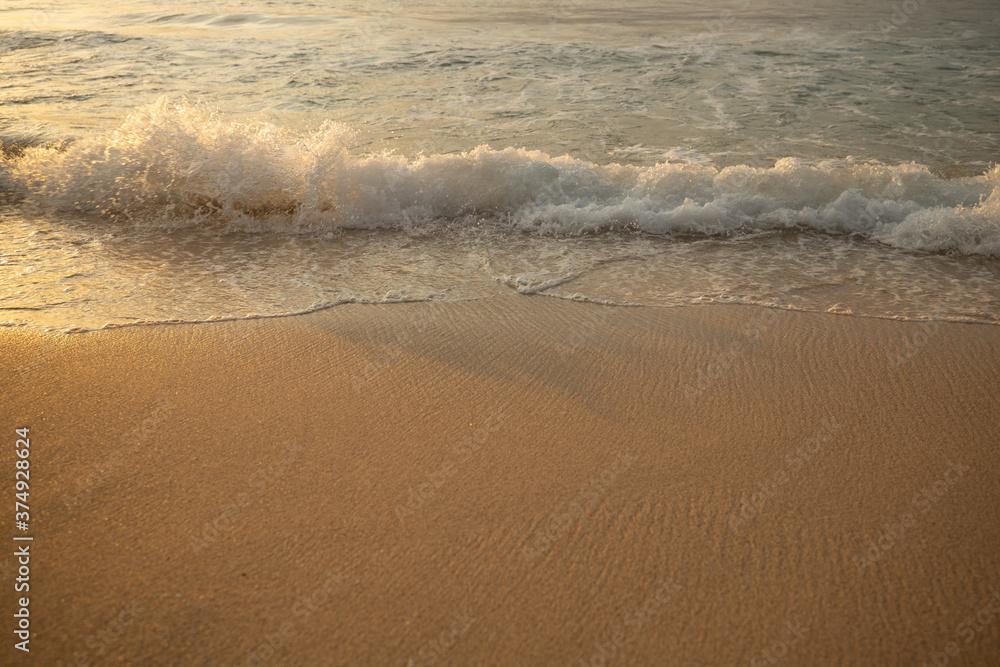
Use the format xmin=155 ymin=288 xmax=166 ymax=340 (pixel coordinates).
xmin=5 ymin=100 xmax=999 ymax=256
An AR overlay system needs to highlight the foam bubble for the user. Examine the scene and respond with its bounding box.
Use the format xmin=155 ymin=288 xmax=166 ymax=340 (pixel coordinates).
xmin=5 ymin=100 xmax=999 ymax=256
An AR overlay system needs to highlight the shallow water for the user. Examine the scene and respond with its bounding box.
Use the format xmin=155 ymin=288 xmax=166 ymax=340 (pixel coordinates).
xmin=1 ymin=0 xmax=998 ymax=331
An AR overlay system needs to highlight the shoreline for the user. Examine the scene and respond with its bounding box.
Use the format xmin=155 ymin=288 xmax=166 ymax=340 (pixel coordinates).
xmin=7 ymin=294 xmax=1000 ymax=339
xmin=2 ymin=296 xmax=999 ymax=665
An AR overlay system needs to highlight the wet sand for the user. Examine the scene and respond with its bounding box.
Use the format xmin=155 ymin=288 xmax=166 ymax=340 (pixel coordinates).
xmin=2 ymin=296 xmax=999 ymax=665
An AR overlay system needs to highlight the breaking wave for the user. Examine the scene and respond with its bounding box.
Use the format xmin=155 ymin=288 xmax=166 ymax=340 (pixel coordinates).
xmin=4 ymin=100 xmax=999 ymax=256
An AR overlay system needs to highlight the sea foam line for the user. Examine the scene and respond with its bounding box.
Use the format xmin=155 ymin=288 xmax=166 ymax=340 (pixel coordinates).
xmin=3 ymin=100 xmax=999 ymax=256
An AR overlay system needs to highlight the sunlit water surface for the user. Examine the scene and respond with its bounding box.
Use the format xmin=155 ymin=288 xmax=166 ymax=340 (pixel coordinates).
xmin=1 ymin=0 xmax=998 ymax=331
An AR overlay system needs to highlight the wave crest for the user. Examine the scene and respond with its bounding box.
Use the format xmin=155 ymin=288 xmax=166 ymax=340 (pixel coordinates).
xmin=5 ymin=100 xmax=999 ymax=255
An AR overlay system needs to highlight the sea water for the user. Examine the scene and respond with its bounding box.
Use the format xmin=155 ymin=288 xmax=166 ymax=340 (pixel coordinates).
xmin=1 ymin=0 xmax=998 ymax=331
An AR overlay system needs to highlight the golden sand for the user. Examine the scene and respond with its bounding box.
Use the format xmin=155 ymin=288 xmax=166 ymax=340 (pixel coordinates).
xmin=2 ymin=296 xmax=999 ymax=665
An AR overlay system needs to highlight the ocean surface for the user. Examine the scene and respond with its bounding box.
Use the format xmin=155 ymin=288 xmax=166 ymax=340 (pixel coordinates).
xmin=1 ymin=0 xmax=998 ymax=332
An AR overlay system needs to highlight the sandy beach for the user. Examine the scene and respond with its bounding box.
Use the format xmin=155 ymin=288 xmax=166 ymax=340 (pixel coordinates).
xmin=2 ymin=296 xmax=999 ymax=665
